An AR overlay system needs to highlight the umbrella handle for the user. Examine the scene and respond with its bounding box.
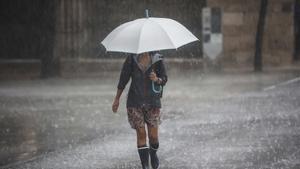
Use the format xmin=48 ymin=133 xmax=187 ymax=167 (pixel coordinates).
xmin=152 ymin=81 xmax=162 ymax=93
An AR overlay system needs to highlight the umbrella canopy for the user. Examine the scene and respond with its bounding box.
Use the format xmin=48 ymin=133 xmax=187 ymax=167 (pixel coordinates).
xmin=101 ymin=17 xmax=199 ymax=54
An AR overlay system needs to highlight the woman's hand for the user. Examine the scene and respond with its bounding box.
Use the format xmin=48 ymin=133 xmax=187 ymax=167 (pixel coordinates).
xmin=149 ymin=71 xmax=158 ymax=82
xmin=112 ymin=98 xmax=120 ymax=113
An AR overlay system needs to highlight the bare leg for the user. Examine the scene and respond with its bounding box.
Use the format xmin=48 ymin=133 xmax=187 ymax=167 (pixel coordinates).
xmin=136 ymin=127 xmax=147 ymax=147
xmin=147 ymin=125 xmax=159 ymax=144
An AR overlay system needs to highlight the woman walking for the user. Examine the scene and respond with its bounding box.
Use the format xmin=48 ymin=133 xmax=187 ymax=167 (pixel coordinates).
xmin=112 ymin=52 xmax=167 ymax=169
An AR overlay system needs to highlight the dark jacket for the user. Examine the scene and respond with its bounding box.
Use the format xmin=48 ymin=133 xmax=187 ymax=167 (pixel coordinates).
xmin=117 ymin=53 xmax=168 ymax=108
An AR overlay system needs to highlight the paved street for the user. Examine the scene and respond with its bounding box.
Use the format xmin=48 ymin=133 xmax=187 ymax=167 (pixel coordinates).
xmin=0 ymin=71 xmax=300 ymax=169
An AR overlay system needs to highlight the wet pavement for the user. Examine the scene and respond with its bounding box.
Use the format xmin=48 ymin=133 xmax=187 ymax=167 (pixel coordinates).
xmin=0 ymin=71 xmax=300 ymax=169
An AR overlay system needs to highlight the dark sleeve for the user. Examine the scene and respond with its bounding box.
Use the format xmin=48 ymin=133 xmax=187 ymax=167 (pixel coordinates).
xmin=156 ymin=60 xmax=168 ymax=86
xmin=117 ymin=55 xmax=132 ymax=89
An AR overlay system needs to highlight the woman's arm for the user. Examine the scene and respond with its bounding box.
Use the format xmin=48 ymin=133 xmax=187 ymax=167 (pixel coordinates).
xmin=112 ymin=55 xmax=132 ymax=113
xmin=112 ymin=89 xmax=123 ymax=113
xmin=117 ymin=55 xmax=132 ymax=89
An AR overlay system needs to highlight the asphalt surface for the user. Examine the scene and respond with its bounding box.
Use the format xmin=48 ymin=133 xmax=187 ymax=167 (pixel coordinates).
xmin=0 ymin=71 xmax=300 ymax=169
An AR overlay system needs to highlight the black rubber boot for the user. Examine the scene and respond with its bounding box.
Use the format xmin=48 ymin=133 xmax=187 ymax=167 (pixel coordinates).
xmin=138 ymin=146 xmax=150 ymax=169
xmin=149 ymin=143 xmax=159 ymax=169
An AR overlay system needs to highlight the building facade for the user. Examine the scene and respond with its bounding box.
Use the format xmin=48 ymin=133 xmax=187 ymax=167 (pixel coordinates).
xmin=0 ymin=0 xmax=298 ymax=78
xmin=207 ymin=0 xmax=297 ymax=69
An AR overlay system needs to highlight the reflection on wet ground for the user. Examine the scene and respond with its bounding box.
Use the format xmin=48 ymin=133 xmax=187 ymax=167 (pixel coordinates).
xmin=0 ymin=71 xmax=300 ymax=168
xmin=0 ymin=77 xmax=119 ymax=167
xmin=0 ymin=115 xmax=38 ymax=166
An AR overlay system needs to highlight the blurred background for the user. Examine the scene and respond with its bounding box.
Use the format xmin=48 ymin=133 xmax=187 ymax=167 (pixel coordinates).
xmin=0 ymin=0 xmax=300 ymax=168
xmin=0 ymin=0 xmax=299 ymax=79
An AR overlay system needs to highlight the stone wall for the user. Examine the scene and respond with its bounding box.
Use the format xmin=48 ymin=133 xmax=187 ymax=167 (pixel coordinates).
xmin=264 ymin=0 xmax=294 ymax=66
xmin=207 ymin=0 xmax=294 ymax=69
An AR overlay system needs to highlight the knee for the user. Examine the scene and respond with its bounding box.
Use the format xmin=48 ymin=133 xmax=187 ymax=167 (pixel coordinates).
xmin=149 ymin=133 xmax=158 ymax=144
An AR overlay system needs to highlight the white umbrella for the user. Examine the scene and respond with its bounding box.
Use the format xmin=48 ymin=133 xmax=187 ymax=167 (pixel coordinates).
xmin=101 ymin=17 xmax=199 ymax=54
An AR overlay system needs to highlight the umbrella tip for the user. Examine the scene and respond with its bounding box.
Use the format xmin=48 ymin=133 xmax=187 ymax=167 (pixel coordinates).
xmin=145 ymin=9 xmax=149 ymax=18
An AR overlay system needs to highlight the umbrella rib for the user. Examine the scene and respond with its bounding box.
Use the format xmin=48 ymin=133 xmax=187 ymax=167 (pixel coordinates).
xmin=137 ymin=19 xmax=148 ymax=54
xmin=150 ymin=19 xmax=177 ymax=49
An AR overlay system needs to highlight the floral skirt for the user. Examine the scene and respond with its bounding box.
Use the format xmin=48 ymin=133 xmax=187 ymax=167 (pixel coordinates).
xmin=127 ymin=107 xmax=161 ymax=129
